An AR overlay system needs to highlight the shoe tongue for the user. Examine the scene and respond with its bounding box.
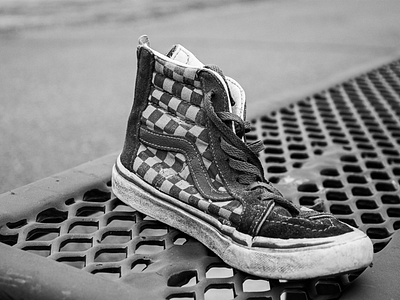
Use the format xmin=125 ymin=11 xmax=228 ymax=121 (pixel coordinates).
xmin=167 ymin=44 xmax=246 ymax=120
xmin=167 ymin=44 xmax=204 ymax=68
xmin=273 ymin=205 xmax=292 ymax=217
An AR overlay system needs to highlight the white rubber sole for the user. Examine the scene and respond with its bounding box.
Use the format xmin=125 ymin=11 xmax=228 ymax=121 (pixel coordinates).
xmin=112 ymin=157 xmax=374 ymax=279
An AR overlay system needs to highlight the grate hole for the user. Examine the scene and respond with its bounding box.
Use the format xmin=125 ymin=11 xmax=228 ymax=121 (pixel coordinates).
xmin=22 ymin=245 xmax=51 ymax=257
xmin=168 ymin=271 xmax=198 ymax=287
xmin=388 ymin=158 xmax=400 ymax=165
xmin=293 ymin=162 xmax=303 ymax=168
xmin=135 ymin=241 xmax=165 ymax=255
xmin=366 ymin=228 xmax=390 ymax=239
xmin=378 ymin=141 xmax=395 ymax=148
xmin=315 ymin=279 xmax=342 ymax=296
xmin=326 ymin=191 xmax=348 ymax=201
xmin=265 ymin=156 xmax=286 ymax=163
xmin=290 ymin=153 xmax=309 ymax=160
xmin=57 ymin=256 xmax=86 ymax=269
xmin=381 ymin=194 xmax=400 ymax=204
xmin=280 ymin=107 xmax=295 ymax=116
xmin=111 ymin=201 xmax=136 ymax=212
xmin=65 ymin=198 xmax=75 ymax=206
xmin=361 ymin=213 xmax=385 ymax=224
xmin=375 ymin=182 xmax=396 ymax=192
xmin=314 ymin=149 xmax=324 ymax=155
xmin=323 ymin=179 xmax=344 ymax=189
xmin=167 ymin=294 xmax=195 ymax=300
xmin=330 ymin=205 xmax=353 ymax=215
xmin=283 ymin=123 xmax=298 ymax=129
xmin=140 ymin=225 xmax=169 ymax=237
xmin=374 ymin=241 xmax=391 ymax=252
xmin=311 ymin=141 xmax=327 ymax=147
xmin=288 ymin=144 xmax=306 ymax=151
xmin=92 ymin=267 xmax=121 ymax=280
xmin=102 ymin=231 xmax=131 ymax=244
xmin=242 ymin=278 xmax=271 ymax=292
xmin=297 ymin=183 xmax=319 ymax=193
xmin=299 ymin=196 xmax=319 ymax=206
xmin=246 ymin=134 xmax=257 ymax=141
xmin=320 ymin=168 xmax=340 ymax=177
xmin=0 ymin=234 xmax=18 ymax=246
xmin=267 ymin=166 xmax=287 ymax=174
xmin=269 ymin=177 xmax=280 ymax=184
xmin=264 ymin=139 xmax=282 ymax=146
xmin=280 ymin=290 xmax=308 ymax=300
xmin=394 ymin=221 xmax=400 ymax=230
xmin=330 ymin=131 xmax=345 ymax=138
xmin=387 ymin=208 xmax=400 ymax=218
xmin=309 ymin=133 xmax=325 ymax=140
xmin=339 ymin=218 xmax=358 ymax=228
xmin=26 ymin=227 xmax=60 ymax=241
xmin=60 ymin=238 xmax=92 ymax=252
xmin=352 ymin=187 xmax=373 ymax=196
xmin=204 ymin=285 xmax=235 ymax=300
xmin=6 ymin=219 xmax=27 ymax=229
xmin=362 ymin=152 xmax=378 ymax=158
xmin=343 ymin=165 xmax=363 ymax=173
xmin=206 ymin=265 xmax=234 ymax=278
xmin=264 ymin=147 xmax=284 ymax=154
xmin=333 ymin=138 xmax=350 ymax=145
xmin=83 ymin=189 xmax=111 ymax=203
xmin=366 ymin=161 xmax=385 ymax=169
xmin=94 ymin=248 xmax=127 ymax=263
xmin=131 ymin=259 xmax=151 ymax=272
xmin=341 ymin=155 xmax=358 ymax=162
xmin=383 ymin=149 xmax=400 ymax=156
xmin=356 ymin=199 xmax=378 ymax=210
xmin=371 ymin=171 xmax=390 ymax=180
xmin=68 ymin=221 xmax=99 ymax=234
xmin=285 ymin=129 xmax=302 ymax=135
xmin=36 ymin=208 xmax=68 ymax=223
xmin=107 ymin=214 xmax=136 ymax=227
xmin=76 ymin=205 xmax=105 ymax=217
xmin=347 ymin=175 xmax=367 ymax=184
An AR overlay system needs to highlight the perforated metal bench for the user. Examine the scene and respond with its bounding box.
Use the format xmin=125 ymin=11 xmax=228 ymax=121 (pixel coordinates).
xmin=1 ymin=59 xmax=400 ymax=300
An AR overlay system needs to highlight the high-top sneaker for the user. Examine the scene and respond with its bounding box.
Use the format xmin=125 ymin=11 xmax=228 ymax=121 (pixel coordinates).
xmin=112 ymin=35 xmax=373 ymax=279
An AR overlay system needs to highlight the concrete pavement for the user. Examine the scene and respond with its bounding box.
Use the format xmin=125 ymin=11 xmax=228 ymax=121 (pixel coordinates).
xmin=1 ymin=0 xmax=400 ymax=193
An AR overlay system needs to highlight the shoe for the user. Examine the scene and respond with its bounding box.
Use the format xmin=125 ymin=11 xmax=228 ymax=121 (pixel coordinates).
xmin=112 ymin=35 xmax=373 ymax=279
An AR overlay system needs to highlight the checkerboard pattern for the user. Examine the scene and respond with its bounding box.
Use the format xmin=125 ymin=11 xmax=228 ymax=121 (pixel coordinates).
xmin=134 ymin=144 xmax=242 ymax=224
xmin=141 ymin=104 xmax=209 ymax=155
xmin=133 ymin=53 xmax=244 ymax=227
xmin=149 ymin=86 xmax=205 ymax=125
xmin=155 ymin=56 xmax=202 ymax=89
xmin=152 ymin=72 xmax=203 ymax=107
xmin=202 ymin=146 xmax=227 ymax=192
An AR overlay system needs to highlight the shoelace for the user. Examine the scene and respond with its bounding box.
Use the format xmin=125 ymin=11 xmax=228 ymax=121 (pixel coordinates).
xmin=204 ymin=90 xmax=300 ymax=214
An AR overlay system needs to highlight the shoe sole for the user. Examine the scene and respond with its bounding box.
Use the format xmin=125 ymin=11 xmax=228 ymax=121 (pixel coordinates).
xmin=112 ymin=157 xmax=374 ymax=279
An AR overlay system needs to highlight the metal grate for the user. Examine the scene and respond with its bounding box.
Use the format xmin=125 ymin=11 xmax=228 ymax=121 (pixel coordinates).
xmin=249 ymin=59 xmax=400 ymax=254
xmin=1 ymin=59 xmax=400 ymax=299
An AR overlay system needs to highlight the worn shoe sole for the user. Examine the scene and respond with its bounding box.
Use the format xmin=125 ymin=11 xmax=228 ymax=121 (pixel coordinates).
xmin=112 ymin=156 xmax=373 ymax=279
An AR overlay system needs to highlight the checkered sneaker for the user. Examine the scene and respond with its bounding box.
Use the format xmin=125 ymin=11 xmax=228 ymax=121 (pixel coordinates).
xmin=114 ymin=37 xmax=375 ymax=280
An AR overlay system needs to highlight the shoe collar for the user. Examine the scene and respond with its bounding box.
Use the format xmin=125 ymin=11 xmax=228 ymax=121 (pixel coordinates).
xmin=138 ymin=35 xmax=246 ymax=121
